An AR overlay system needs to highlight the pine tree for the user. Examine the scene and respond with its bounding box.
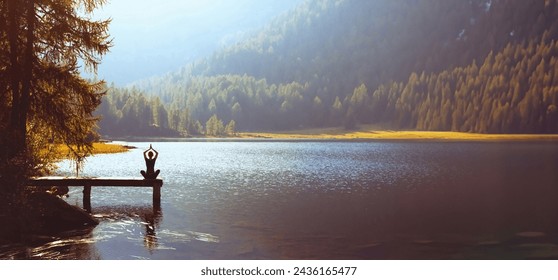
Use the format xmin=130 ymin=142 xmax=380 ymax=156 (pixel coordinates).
xmin=330 ymin=96 xmax=343 ymax=126
xmin=225 ymin=120 xmax=237 ymax=136
xmin=0 ymin=0 xmax=111 ymax=191
xmin=311 ymin=96 xmax=326 ymax=126
xmin=205 ymin=114 xmax=225 ymax=136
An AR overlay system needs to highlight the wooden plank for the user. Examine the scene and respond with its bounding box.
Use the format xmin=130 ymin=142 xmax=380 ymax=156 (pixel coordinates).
xmin=26 ymin=177 xmax=163 ymax=187
xmin=25 ymin=176 xmax=164 ymax=212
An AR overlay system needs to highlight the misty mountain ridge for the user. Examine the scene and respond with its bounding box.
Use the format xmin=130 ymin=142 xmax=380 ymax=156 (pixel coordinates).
xmin=92 ymin=0 xmax=303 ymax=85
xmin=136 ymin=0 xmax=535 ymax=88
xmin=96 ymin=0 xmax=558 ymax=137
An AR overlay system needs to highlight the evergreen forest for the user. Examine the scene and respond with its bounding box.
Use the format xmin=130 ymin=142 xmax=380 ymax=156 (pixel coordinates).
xmin=96 ymin=0 xmax=558 ymax=136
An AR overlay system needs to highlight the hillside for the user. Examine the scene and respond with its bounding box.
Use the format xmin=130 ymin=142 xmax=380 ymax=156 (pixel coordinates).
xmin=96 ymin=0 xmax=558 ymax=137
xmin=89 ymin=0 xmax=303 ymax=85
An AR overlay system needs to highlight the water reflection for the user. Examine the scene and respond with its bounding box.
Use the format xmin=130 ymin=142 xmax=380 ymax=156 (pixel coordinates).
xmin=92 ymin=205 xmax=162 ymax=253
xmin=0 ymin=228 xmax=100 ymax=260
xmin=142 ymin=207 xmax=161 ymax=252
xmin=29 ymin=230 xmax=101 ymax=260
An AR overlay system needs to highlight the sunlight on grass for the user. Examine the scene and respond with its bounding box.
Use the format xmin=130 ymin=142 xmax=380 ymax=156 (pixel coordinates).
xmin=50 ymin=143 xmax=130 ymax=160
xmin=91 ymin=143 xmax=130 ymax=154
xmin=239 ymin=126 xmax=558 ymax=141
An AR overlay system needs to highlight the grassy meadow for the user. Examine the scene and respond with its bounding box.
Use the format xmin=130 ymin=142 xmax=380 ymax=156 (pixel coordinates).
xmin=239 ymin=125 xmax=558 ymax=141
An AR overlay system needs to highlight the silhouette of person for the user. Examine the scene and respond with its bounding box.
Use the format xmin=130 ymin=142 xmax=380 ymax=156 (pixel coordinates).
xmin=141 ymin=144 xmax=160 ymax=179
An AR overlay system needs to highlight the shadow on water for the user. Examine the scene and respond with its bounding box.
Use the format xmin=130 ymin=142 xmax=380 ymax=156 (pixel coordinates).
xmin=205 ymin=148 xmax=558 ymax=260
xmin=0 ymin=205 xmax=163 ymax=260
xmin=218 ymin=186 xmax=558 ymax=260
xmin=0 ymin=228 xmax=100 ymax=260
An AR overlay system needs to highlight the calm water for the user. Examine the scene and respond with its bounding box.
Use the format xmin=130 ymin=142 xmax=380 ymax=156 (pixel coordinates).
xmin=2 ymin=141 xmax=558 ymax=259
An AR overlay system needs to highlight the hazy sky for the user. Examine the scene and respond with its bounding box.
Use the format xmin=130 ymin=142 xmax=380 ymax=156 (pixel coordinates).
xmin=89 ymin=0 xmax=303 ymax=85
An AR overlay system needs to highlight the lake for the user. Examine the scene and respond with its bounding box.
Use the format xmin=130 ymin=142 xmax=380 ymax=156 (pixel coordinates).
xmin=2 ymin=140 xmax=558 ymax=259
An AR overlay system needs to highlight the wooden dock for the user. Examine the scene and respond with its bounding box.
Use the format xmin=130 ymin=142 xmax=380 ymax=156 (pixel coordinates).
xmin=26 ymin=177 xmax=163 ymax=212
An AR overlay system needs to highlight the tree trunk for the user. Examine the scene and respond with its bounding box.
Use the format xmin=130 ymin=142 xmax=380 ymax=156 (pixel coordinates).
xmin=6 ymin=0 xmax=34 ymax=157
xmin=7 ymin=0 xmax=21 ymax=137
xmin=18 ymin=0 xmax=35 ymax=143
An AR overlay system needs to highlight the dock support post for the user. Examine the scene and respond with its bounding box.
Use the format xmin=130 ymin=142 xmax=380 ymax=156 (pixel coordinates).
xmin=83 ymin=185 xmax=92 ymax=212
xmin=153 ymin=182 xmax=161 ymax=210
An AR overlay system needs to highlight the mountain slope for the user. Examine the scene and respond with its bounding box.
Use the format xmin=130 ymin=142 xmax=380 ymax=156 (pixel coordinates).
xmin=97 ymin=0 xmax=558 ymax=136
xmin=163 ymin=0 xmax=557 ymax=92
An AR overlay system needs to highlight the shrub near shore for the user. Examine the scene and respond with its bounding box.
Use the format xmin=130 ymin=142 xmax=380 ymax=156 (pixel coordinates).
xmin=51 ymin=142 xmax=130 ymax=161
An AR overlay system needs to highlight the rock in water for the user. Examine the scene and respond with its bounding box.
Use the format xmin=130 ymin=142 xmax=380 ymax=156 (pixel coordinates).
xmin=23 ymin=192 xmax=98 ymax=235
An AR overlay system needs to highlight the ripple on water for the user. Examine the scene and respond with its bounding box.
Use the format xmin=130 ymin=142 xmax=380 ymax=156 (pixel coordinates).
xmin=20 ymin=141 xmax=558 ymax=259
xmin=159 ymin=229 xmax=220 ymax=243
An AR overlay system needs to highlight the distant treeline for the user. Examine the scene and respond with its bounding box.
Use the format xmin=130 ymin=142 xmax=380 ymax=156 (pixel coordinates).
xmin=96 ymin=0 xmax=558 ymax=136
xmin=364 ymin=38 xmax=558 ymax=133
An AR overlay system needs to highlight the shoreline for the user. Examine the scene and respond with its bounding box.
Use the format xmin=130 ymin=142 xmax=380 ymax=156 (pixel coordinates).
xmin=103 ymin=126 xmax=558 ymax=142
xmin=238 ymin=130 xmax=558 ymax=141
xmin=91 ymin=142 xmax=133 ymax=154
xmin=51 ymin=142 xmax=132 ymax=161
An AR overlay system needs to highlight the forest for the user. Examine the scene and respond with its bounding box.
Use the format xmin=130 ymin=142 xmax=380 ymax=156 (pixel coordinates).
xmin=96 ymin=0 xmax=558 ymax=137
